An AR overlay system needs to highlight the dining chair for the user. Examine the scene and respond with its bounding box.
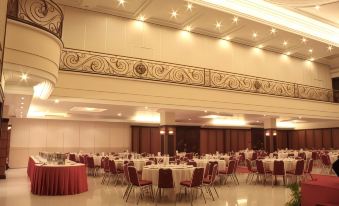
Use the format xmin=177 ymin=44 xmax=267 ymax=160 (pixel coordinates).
xmin=272 ymin=160 xmax=286 ymax=187
xmin=304 ymin=159 xmax=314 ymax=180
xmin=122 ymin=164 xmax=131 ymax=199
xmin=218 ymin=160 xmax=237 ymax=185
xmin=126 ymin=166 xmax=154 ymax=204
xmin=179 ymin=167 xmax=206 ymax=205
xmin=101 ymin=157 xmax=110 ymax=184
xmin=287 ymin=160 xmax=304 ymax=184
xmin=79 ymin=155 xmax=85 ymax=164
xmin=203 ymin=164 xmax=219 ymax=201
xmin=321 ymin=154 xmax=332 ymax=174
xmin=86 ymin=156 xmax=98 ymax=176
xmin=107 ymin=160 xmax=124 ymax=185
xmin=69 ymin=153 xmax=76 ymax=162
xmin=255 ymin=160 xmax=272 ymax=185
xmin=245 ymin=158 xmax=257 ymax=184
xmin=208 ymin=161 xmax=218 ymax=176
xmin=156 ymin=169 xmax=174 ymax=204
xmin=187 ymin=160 xmax=197 ymax=167
xmin=203 ymin=163 xmax=210 ymax=179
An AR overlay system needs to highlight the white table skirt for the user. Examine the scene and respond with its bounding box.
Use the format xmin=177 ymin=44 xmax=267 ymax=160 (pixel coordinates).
xmin=193 ymin=159 xmax=227 ymax=171
xmin=142 ymin=166 xmax=195 ymax=193
xmin=262 ymin=159 xmax=299 ymax=172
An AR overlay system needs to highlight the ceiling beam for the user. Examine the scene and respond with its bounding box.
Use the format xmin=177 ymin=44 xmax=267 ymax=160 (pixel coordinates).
xmin=219 ymin=24 xmax=245 ymax=38
xmin=133 ymin=0 xmax=153 ymax=18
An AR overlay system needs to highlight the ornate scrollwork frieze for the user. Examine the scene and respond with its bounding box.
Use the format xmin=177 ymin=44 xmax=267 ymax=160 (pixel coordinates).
xmin=7 ymin=0 xmax=63 ymax=39
xmin=59 ymin=48 xmax=335 ymax=103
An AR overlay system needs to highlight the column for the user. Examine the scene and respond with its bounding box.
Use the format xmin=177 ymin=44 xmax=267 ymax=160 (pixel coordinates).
xmin=159 ymin=111 xmax=176 ymax=156
xmin=264 ymin=117 xmax=278 ymax=153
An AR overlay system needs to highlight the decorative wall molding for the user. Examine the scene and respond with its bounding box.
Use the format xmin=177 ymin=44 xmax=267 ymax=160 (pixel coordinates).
xmin=7 ymin=0 xmax=63 ymax=39
xmin=60 ymin=48 xmax=335 ymax=103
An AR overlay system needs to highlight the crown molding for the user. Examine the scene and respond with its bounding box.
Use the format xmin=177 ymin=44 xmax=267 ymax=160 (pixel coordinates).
xmin=191 ymin=0 xmax=339 ymax=47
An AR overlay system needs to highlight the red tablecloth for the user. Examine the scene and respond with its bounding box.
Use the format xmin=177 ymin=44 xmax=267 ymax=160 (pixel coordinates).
xmin=27 ymin=157 xmax=88 ymax=195
xmin=301 ymin=175 xmax=339 ymax=206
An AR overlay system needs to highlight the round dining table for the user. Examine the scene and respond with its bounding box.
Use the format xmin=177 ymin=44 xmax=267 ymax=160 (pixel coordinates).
xmin=262 ymin=158 xmax=300 ymax=172
xmin=141 ymin=165 xmax=195 ymax=193
xmin=193 ymin=158 xmax=227 ymax=171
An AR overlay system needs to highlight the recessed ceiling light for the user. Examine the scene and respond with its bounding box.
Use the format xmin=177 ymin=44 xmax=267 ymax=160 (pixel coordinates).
xmin=270 ymin=28 xmax=276 ymax=34
xmin=138 ymin=15 xmax=145 ymax=22
xmin=117 ymin=0 xmax=125 ymax=7
xmin=258 ymin=44 xmax=264 ymax=49
xmin=117 ymin=113 xmax=122 ymax=117
xmin=283 ymin=41 xmax=288 ymax=46
xmin=21 ymin=102 xmax=24 ymax=105
xmin=70 ymin=107 xmax=107 ymax=113
xmin=144 ymin=106 xmax=148 ymax=110
xmin=298 ymin=116 xmax=302 ymax=119
xmin=186 ymin=2 xmax=193 ymax=11
xmin=185 ymin=25 xmax=192 ymax=32
xmin=315 ymin=5 xmax=320 ymax=10
xmin=328 ymin=45 xmax=333 ymax=51
xmin=225 ymin=36 xmax=231 ymax=40
xmin=204 ymin=110 xmax=208 ymax=113
xmin=54 ymin=99 xmax=60 ymax=104
xmin=286 ymin=51 xmax=291 ymax=55
xmin=302 ymin=37 xmax=307 ymax=43
xmin=308 ymin=49 xmax=313 ymax=53
xmin=20 ymin=73 xmax=28 ymax=81
xmin=309 ymin=57 xmax=314 ymax=61
xmin=171 ymin=10 xmax=178 ymax=18
xmin=215 ymin=21 xmax=222 ymax=30
xmin=252 ymin=32 xmax=257 ymax=38
xmin=188 ymin=118 xmax=192 ymax=121
xmin=21 ymin=97 xmax=24 ymax=100
xmin=232 ymin=16 xmax=238 ymax=23
xmin=20 ymin=106 xmax=23 ymax=109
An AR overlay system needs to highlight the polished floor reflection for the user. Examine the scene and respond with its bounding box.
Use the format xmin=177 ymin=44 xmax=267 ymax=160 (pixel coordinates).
xmin=0 ymin=168 xmax=292 ymax=206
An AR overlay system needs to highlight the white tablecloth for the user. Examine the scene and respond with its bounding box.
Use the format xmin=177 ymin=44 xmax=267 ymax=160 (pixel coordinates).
xmin=262 ymin=159 xmax=299 ymax=172
xmin=142 ymin=165 xmax=195 ymax=193
xmin=329 ymin=154 xmax=339 ymax=164
xmin=115 ymin=159 xmax=148 ymax=171
xmin=193 ymin=159 xmax=227 ymax=171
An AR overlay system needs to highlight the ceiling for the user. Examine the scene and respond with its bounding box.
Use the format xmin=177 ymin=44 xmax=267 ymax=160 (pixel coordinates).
xmin=54 ymin=0 xmax=339 ymax=68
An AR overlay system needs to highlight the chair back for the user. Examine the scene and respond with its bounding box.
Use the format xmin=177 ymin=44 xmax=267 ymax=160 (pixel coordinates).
xmin=246 ymin=159 xmax=252 ymax=172
xmin=210 ymin=164 xmax=218 ymax=183
xmin=251 ymin=152 xmax=258 ymax=161
xmin=185 ymin=153 xmax=193 ymax=160
xmin=87 ymin=156 xmax=95 ymax=168
xmin=208 ymin=161 xmax=218 ymax=175
xmin=158 ymin=169 xmax=174 ymax=188
xmin=321 ymin=154 xmax=331 ymax=166
xmin=128 ymin=154 xmax=132 ymax=159
xmin=306 ymin=159 xmax=313 ymax=173
xmin=273 ymin=161 xmax=285 ymax=175
xmin=69 ymin=154 xmax=76 ymax=162
xmin=79 ymin=155 xmax=85 ymax=164
xmin=256 ymin=160 xmax=266 ymax=174
xmin=190 ymin=167 xmax=204 ymax=187
xmin=109 ymin=160 xmax=118 ymax=174
xmin=311 ymin=151 xmax=318 ymax=160
xmin=145 ymin=161 xmax=152 ymax=166
xmin=203 ymin=163 xmax=210 ymax=178
xmin=103 ymin=157 xmax=110 ymax=172
xmin=127 ymin=166 xmax=140 ymax=186
xmin=123 ymin=164 xmax=130 ymax=183
xmin=226 ymin=160 xmax=236 ymax=174
xmin=128 ymin=161 xmax=134 ymax=166
xmin=294 ymin=160 xmax=305 ymax=175
xmin=298 ymin=152 xmax=306 ymax=160
xmin=187 ymin=161 xmax=197 ymax=167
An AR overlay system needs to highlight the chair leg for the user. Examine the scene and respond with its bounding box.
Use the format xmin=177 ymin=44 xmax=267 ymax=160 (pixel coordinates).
xmin=137 ymin=187 xmax=143 ymax=205
xmin=213 ymin=185 xmax=219 ymax=198
xmin=126 ymin=185 xmax=133 ymax=202
xmin=200 ymin=187 xmax=207 ymax=204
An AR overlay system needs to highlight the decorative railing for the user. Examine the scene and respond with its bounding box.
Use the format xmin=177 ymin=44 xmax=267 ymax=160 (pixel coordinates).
xmin=60 ymin=48 xmax=336 ymax=103
xmin=7 ymin=0 xmax=63 ymax=39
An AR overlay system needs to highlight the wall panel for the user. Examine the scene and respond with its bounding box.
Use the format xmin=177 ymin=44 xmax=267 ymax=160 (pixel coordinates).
xmin=313 ymin=129 xmax=323 ymax=149
xmin=208 ymin=130 xmax=217 ymax=153
xmin=150 ymin=127 xmax=160 ymax=154
xmin=140 ymin=127 xmax=151 ymax=153
xmin=333 ymin=129 xmax=339 ymax=149
xmin=216 ymin=130 xmax=224 ymax=153
xmin=305 ymin=130 xmax=314 ymax=149
xmin=224 ymin=129 xmax=231 ymax=152
xmin=322 ymin=129 xmax=332 ymax=149
xmin=230 ymin=130 xmax=238 ymax=152
xmin=298 ymin=130 xmax=306 ymax=149
xmin=238 ymin=130 xmax=246 ymax=150
xmin=200 ymin=129 xmax=208 ymax=155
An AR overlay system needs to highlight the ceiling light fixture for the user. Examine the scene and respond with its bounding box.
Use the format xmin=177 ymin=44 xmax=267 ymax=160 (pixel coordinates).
xmin=211 ymin=118 xmax=246 ymax=126
xmin=270 ymin=28 xmax=276 ymax=34
xmin=283 ymin=41 xmax=288 ymax=46
xmin=132 ymin=111 xmax=160 ymax=123
xmin=252 ymin=32 xmax=257 ymax=38
xmin=20 ymin=73 xmax=28 ymax=81
xmin=186 ymin=2 xmax=193 ymax=11
xmin=308 ymin=49 xmax=313 ymax=53
xmin=117 ymin=113 xmax=122 ymax=117
xmin=328 ymin=45 xmax=333 ymax=51
xmin=138 ymin=15 xmax=145 ymax=22
xmin=215 ymin=21 xmax=222 ymax=30
xmin=285 ymin=51 xmax=291 ymax=55
xmin=315 ymin=5 xmax=320 ymax=10
xmin=185 ymin=25 xmax=192 ymax=32
xmin=70 ymin=107 xmax=107 ymax=113
xmin=309 ymin=57 xmax=314 ymax=61
xmin=302 ymin=37 xmax=307 ymax=43
xmin=171 ymin=10 xmax=178 ymax=18
xmin=204 ymin=110 xmax=208 ymax=113
xmin=21 ymin=102 xmax=24 ymax=105
xmin=54 ymin=99 xmax=60 ymax=104
xmin=21 ymin=97 xmax=24 ymax=100
xmin=225 ymin=36 xmax=231 ymax=40
xmin=117 ymin=0 xmax=125 ymax=7
xmin=33 ymin=81 xmax=53 ymax=100
xmin=232 ymin=16 xmax=238 ymax=23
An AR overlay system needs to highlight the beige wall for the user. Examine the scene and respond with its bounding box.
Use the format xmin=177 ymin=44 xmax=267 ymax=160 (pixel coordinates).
xmin=61 ymin=6 xmax=332 ymax=89
xmin=9 ymin=118 xmax=131 ymax=168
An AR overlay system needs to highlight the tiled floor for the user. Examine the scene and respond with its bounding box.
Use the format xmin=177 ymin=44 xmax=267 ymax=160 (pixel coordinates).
xmin=0 ymin=168 xmax=296 ymax=206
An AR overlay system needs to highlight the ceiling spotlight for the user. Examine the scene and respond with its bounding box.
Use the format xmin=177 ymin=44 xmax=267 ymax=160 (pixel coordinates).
xmin=252 ymin=32 xmax=257 ymax=38
xmin=315 ymin=5 xmax=320 ymax=10
xmin=302 ymin=37 xmax=307 ymax=43
xmin=21 ymin=97 xmax=24 ymax=100
xmin=54 ymin=99 xmax=60 ymax=104
xmin=144 ymin=106 xmax=148 ymax=110
xmin=270 ymin=28 xmax=276 ymax=34
xmin=186 ymin=2 xmax=193 ymax=11
xmin=286 ymin=51 xmax=291 ymax=55
xmin=204 ymin=110 xmax=208 ymax=113
xmin=138 ymin=15 xmax=145 ymax=22
xmin=21 ymin=102 xmax=24 ymax=105
xmin=117 ymin=0 xmax=125 ymax=6
xmin=309 ymin=57 xmax=314 ymax=61
xmin=20 ymin=106 xmax=23 ymax=109
xmin=283 ymin=41 xmax=288 ymax=46
xmin=188 ymin=118 xmax=192 ymax=121
xmin=232 ymin=16 xmax=238 ymax=23
xmin=328 ymin=45 xmax=333 ymax=51
xmin=225 ymin=36 xmax=231 ymax=40
xmin=171 ymin=10 xmax=178 ymax=18
xmin=308 ymin=49 xmax=313 ymax=53
xmin=258 ymin=44 xmax=264 ymax=49
xmin=215 ymin=21 xmax=222 ymax=30
xmin=20 ymin=73 xmax=28 ymax=81
xmin=117 ymin=113 xmax=122 ymax=117
xmin=185 ymin=25 xmax=192 ymax=32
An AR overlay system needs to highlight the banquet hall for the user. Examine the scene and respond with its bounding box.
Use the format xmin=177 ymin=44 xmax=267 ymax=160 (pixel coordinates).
xmin=0 ymin=0 xmax=339 ymax=205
